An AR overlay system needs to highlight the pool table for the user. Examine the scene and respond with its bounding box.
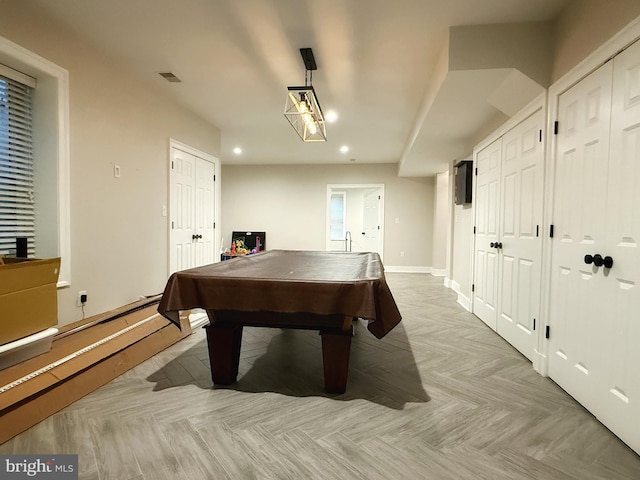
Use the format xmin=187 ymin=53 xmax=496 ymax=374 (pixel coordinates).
xmin=158 ymin=250 xmax=402 ymax=393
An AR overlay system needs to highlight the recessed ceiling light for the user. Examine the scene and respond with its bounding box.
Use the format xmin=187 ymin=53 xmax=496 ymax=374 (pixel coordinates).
xmin=325 ymin=110 xmax=338 ymax=123
xmin=340 ymin=145 xmax=349 ymax=154
xmin=233 ymin=147 xmax=242 ymax=155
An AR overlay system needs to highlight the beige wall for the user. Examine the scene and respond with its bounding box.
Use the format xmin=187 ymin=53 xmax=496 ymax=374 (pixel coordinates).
xmin=431 ymin=171 xmax=449 ymax=271
xmin=552 ymin=0 xmax=640 ymax=82
xmin=221 ymin=164 xmax=434 ymax=268
xmin=451 ymin=203 xmax=473 ymax=300
xmin=0 ymin=3 xmax=221 ymax=324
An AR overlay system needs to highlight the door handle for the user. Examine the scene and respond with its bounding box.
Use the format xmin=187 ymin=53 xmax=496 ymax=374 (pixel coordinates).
xmin=192 ymin=234 xmax=203 ymax=240
xmin=585 ymin=254 xmax=613 ymax=268
xmin=586 ymin=254 xmax=604 ymax=266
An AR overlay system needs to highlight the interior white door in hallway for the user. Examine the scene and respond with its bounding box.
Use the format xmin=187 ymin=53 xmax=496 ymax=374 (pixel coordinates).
xmin=473 ymin=107 xmax=545 ymax=362
xmin=547 ymin=40 xmax=640 ymax=454
xmin=326 ymin=185 xmax=384 ymax=258
xmin=169 ymin=147 xmax=216 ymax=274
xmin=473 ymin=137 xmax=502 ymax=330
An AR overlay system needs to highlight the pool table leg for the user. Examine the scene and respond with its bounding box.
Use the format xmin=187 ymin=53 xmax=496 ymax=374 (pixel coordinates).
xmin=320 ymin=325 xmax=353 ymax=394
xmin=204 ymin=324 xmax=243 ymax=385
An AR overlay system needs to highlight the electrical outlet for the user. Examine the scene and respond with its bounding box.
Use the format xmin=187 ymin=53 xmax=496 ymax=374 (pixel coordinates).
xmin=77 ymin=290 xmax=87 ymax=307
xmin=400 ymin=251 xmax=405 ymax=257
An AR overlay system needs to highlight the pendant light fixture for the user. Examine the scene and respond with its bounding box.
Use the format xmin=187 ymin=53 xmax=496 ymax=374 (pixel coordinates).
xmin=284 ymin=48 xmax=327 ymax=142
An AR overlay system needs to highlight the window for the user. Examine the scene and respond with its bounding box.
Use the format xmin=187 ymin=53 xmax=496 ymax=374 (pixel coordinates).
xmin=329 ymin=192 xmax=346 ymax=240
xmin=0 ymin=68 xmax=35 ymax=256
xmin=0 ymin=37 xmax=70 ymax=286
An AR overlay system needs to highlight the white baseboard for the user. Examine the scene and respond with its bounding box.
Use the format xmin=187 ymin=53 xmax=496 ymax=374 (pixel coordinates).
xmin=384 ymin=266 xmax=432 ymax=274
xmin=533 ymin=349 xmax=548 ymax=377
xmin=456 ymin=293 xmax=471 ymax=312
xmin=444 ymin=277 xmax=452 ymax=288
xmin=189 ymin=310 xmax=209 ymax=329
xmin=430 ymin=268 xmax=447 ymax=277
xmin=449 ymin=280 xmax=471 ymax=312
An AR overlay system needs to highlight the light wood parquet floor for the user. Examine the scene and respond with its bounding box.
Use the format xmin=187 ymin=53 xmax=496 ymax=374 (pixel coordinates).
xmin=2 ymin=273 xmax=639 ymax=479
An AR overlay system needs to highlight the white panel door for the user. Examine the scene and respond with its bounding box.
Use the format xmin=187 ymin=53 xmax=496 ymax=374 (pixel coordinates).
xmin=548 ymin=61 xmax=613 ymax=413
xmin=473 ymin=137 xmax=502 ymax=330
xmin=597 ymin=41 xmax=640 ymax=453
xmin=360 ymin=189 xmax=381 ymax=253
xmin=170 ymin=149 xmax=196 ymax=274
xmin=194 ymin=158 xmax=215 ymax=267
xmin=170 ymin=148 xmax=216 ymax=275
xmin=496 ymin=110 xmax=544 ymax=361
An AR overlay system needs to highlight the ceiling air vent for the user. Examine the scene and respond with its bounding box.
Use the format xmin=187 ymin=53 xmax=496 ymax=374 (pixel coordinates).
xmin=158 ymin=72 xmax=182 ymax=83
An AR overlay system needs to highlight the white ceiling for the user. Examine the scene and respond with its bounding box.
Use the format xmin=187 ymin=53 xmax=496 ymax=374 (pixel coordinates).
xmin=28 ymin=0 xmax=568 ymax=176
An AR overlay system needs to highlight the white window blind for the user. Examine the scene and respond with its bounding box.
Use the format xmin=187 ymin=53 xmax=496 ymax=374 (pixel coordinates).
xmin=0 ymin=73 xmax=35 ymax=256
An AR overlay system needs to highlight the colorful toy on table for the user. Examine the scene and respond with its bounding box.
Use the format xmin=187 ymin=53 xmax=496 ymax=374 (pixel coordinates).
xmin=231 ymin=239 xmax=250 ymax=256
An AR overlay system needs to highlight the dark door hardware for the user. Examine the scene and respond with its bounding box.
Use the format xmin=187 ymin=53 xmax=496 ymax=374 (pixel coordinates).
xmin=192 ymin=234 xmax=203 ymax=240
xmin=584 ymin=254 xmax=613 ymax=268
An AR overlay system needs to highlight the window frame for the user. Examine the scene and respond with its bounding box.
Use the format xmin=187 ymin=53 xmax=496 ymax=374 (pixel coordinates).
xmin=0 ymin=36 xmax=70 ymax=287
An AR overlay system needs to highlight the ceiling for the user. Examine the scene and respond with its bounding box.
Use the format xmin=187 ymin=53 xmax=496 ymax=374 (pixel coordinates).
xmin=28 ymin=0 xmax=568 ymax=176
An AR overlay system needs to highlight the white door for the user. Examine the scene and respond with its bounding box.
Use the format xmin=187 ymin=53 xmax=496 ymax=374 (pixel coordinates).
xmin=548 ymin=60 xmax=613 ymax=413
xmin=359 ymin=189 xmax=381 ymax=252
xmin=548 ymin=39 xmax=640 ymax=454
xmin=496 ymin=110 xmax=544 ymax=361
xmin=600 ymin=40 xmax=640 ymax=452
xmin=170 ymin=148 xmax=196 ymax=274
xmin=170 ymin=148 xmax=216 ymax=274
xmin=194 ymin=158 xmax=215 ymax=267
xmin=473 ymin=137 xmax=502 ymax=330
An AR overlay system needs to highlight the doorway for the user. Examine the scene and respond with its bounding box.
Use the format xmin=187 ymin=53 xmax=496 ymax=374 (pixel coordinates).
xmin=168 ymin=139 xmax=220 ymax=328
xmin=326 ymin=184 xmax=385 ymax=259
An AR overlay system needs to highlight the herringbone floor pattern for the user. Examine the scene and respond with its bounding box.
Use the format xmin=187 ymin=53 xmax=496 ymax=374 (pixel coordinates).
xmin=2 ymin=273 xmax=639 ymax=479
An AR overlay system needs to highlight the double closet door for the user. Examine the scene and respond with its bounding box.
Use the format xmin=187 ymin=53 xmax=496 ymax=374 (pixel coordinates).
xmin=548 ymin=40 xmax=640 ymax=454
xmin=473 ymin=107 xmax=545 ymax=361
xmin=169 ymin=147 xmax=216 ymax=274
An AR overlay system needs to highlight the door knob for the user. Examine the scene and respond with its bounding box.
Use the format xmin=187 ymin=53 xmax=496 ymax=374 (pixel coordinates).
xmin=592 ymin=254 xmax=604 ymax=267
xmin=495 ymin=242 xmax=502 ymax=249
xmin=490 ymin=242 xmax=495 ymax=248
xmin=192 ymin=234 xmax=197 ymax=240
xmin=585 ymin=254 xmax=612 ymax=268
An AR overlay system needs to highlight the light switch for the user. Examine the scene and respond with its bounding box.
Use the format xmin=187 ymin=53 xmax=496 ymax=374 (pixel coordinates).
xmin=114 ymin=165 xmax=121 ymax=178
xmin=161 ymin=205 xmax=167 ymax=217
